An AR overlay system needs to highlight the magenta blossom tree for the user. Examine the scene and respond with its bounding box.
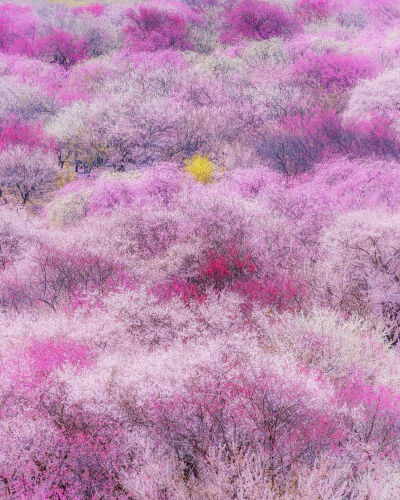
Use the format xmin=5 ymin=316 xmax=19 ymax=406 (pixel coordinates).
xmin=124 ymin=6 xmax=193 ymax=52
xmin=36 ymin=29 xmax=89 ymax=69
xmin=220 ymin=0 xmax=301 ymax=44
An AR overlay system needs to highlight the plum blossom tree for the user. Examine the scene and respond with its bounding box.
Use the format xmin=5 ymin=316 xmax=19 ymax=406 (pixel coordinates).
xmin=146 ymin=356 xmax=341 ymax=488
xmin=0 ymin=4 xmax=39 ymax=56
xmin=318 ymin=210 xmax=400 ymax=343
xmin=0 ymin=206 xmax=33 ymax=268
xmin=0 ymin=146 xmax=58 ymax=205
xmin=344 ymin=67 xmax=400 ymax=124
xmin=292 ymin=50 xmax=377 ymax=92
xmin=220 ymin=0 xmax=301 ymax=44
xmin=35 ymin=29 xmax=89 ymax=69
xmin=0 ymin=76 xmax=55 ymax=121
xmin=0 ymin=117 xmax=53 ymax=151
xmin=294 ymin=0 xmax=332 ymax=22
xmin=124 ymin=5 xmax=193 ymax=52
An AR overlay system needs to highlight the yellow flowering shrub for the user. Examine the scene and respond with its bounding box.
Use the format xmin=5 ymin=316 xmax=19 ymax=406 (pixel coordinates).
xmin=185 ymin=154 xmax=215 ymax=184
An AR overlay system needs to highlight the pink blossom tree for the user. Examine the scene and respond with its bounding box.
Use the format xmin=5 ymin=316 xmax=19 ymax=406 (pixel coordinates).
xmin=124 ymin=6 xmax=193 ymax=52
xmin=220 ymin=0 xmax=301 ymax=44
xmin=0 ymin=4 xmax=39 ymax=56
xmin=0 ymin=146 xmax=58 ymax=205
xmin=292 ymin=50 xmax=377 ymax=92
xmin=36 ymin=29 xmax=89 ymax=69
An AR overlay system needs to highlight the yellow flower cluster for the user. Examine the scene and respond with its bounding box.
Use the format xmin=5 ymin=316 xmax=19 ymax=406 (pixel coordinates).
xmin=185 ymin=154 xmax=215 ymax=184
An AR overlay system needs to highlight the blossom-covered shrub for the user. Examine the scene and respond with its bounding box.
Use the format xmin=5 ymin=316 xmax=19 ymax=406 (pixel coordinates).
xmin=125 ymin=5 xmax=193 ymax=52
xmin=292 ymin=50 xmax=377 ymax=92
xmin=318 ymin=210 xmax=400 ymax=341
xmin=35 ymin=29 xmax=89 ymax=69
xmin=0 ymin=244 xmax=133 ymax=311
xmin=148 ymin=356 xmax=342 ymax=486
xmin=257 ymin=109 xmax=342 ymax=173
xmin=46 ymin=189 xmax=90 ymax=227
xmin=220 ymin=0 xmax=301 ymax=44
xmin=0 ymin=116 xmax=53 ymax=152
xmin=333 ymin=372 xmax=400 ymax=458
xmin=185 ymin=153 xmax=215 ymax=183
xmin=0 ymin=146 xmax=58 ymax=204
xmin=294 ymin=0 xmax=333 ymax=22
xmin=23 ymin=338 xmax=91 ymax=388
xmin=0 ymin=4 xmax=38 ymax=57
